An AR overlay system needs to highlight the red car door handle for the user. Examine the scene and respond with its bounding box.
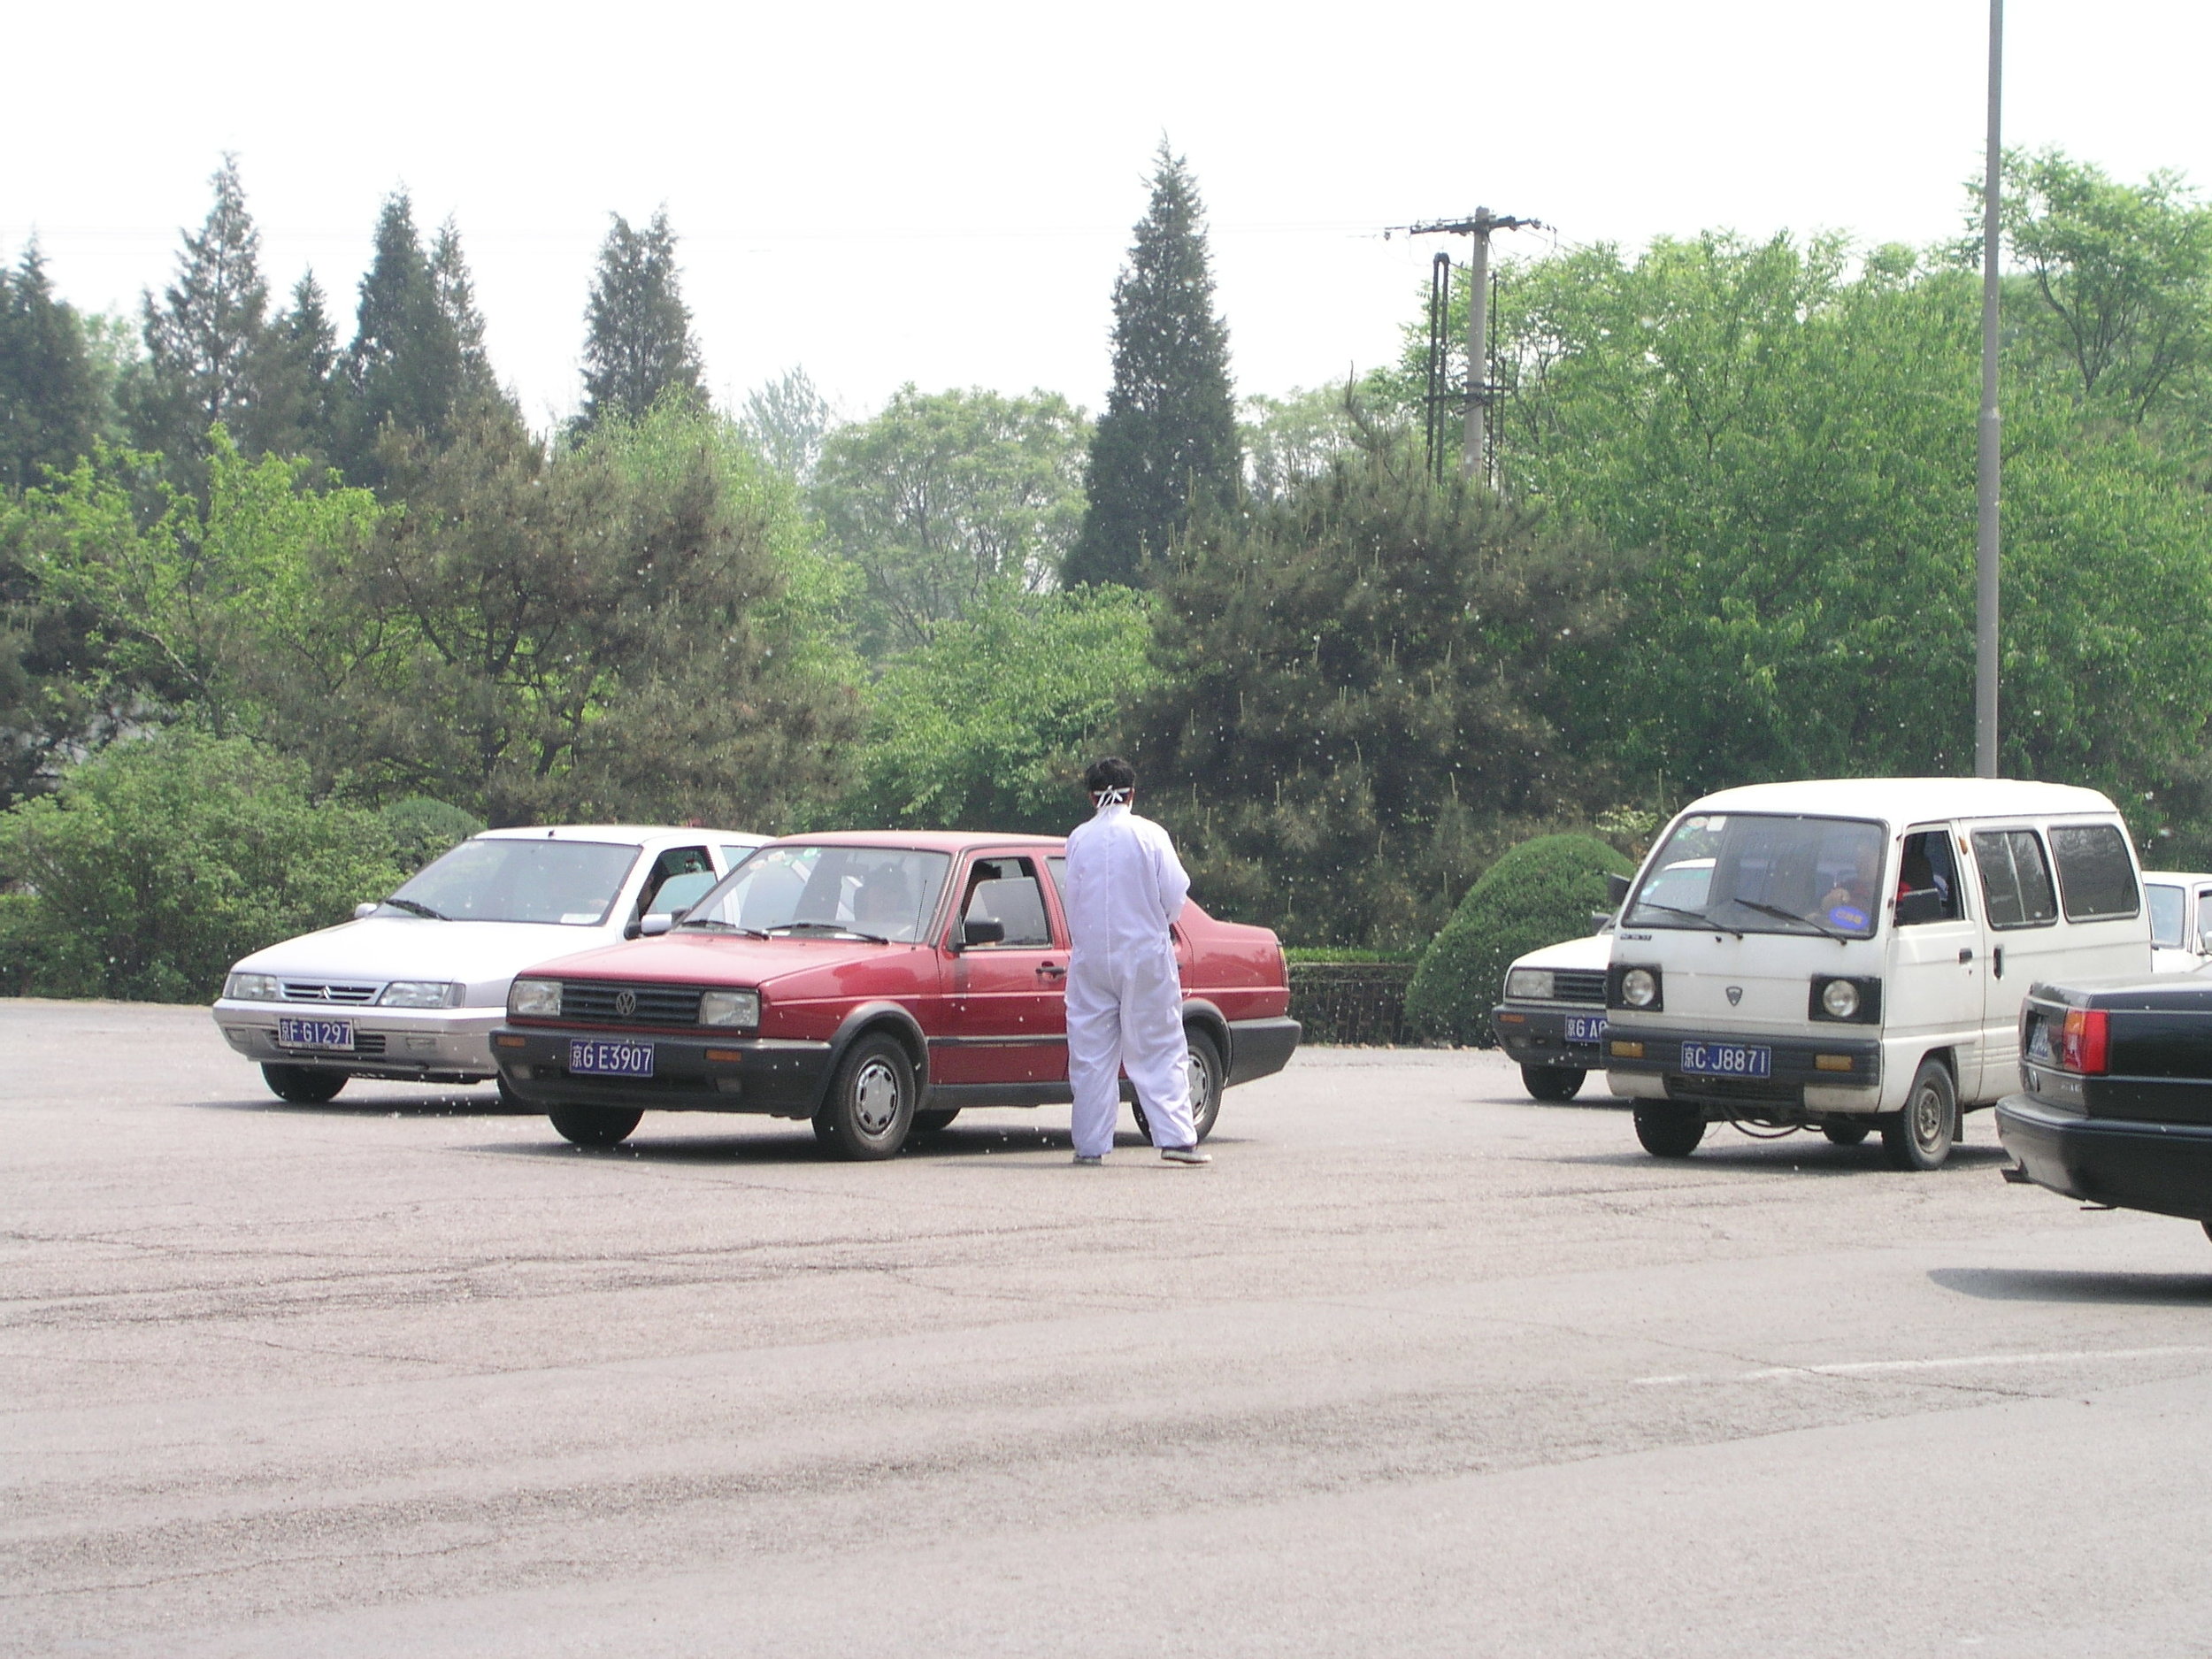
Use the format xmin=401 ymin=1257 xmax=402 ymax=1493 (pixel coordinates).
xmin=1037 ymin=962 xmax=1066 ymax=980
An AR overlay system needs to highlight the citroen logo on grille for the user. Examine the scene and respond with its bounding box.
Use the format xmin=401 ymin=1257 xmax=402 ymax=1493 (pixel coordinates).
xmin=614 ymin=989 xmax=637 ymax=1017
xmin=1726 ymin=986 xmax=1743 ymax=1006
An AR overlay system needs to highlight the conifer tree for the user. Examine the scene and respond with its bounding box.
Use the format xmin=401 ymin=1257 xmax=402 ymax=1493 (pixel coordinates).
xmin=270 ymin=272 xmax=342 ymax=465
xmin=1065 ymin=142 xmax=1239 ymax=588
xmin=0 ymin=242 xmax=103 ymax=491
xmin=576 ymin=209 xmax=705 ymax=431
xmin=134 ymin=156 xmax=280 ymax=472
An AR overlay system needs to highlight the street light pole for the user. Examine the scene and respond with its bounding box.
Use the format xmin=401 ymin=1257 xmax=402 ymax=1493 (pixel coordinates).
xmin=1976 ymin=0 xmax=2003 ymax=778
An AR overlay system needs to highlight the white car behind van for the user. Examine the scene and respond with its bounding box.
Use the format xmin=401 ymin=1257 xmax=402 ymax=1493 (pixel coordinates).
xmin=211 ymin=826 xmax=765 ymax=1102
xmin=2142 ymin=870 xmax=2212 ymax=972
xmin=1603 ymin=779 xmax=2149 ymax=1169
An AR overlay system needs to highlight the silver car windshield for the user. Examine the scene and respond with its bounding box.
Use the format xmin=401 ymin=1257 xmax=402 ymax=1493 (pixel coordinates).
xmin=1625 ymin=813 xmax=1886 ymax=940
xmin=376 ymin=839 xmax=641 ymax=926
xmin=681 ymin=845 xmax=951 ymax=943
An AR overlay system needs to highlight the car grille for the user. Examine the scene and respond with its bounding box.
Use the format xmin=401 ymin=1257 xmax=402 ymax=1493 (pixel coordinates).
xmin=559 ymin=981 xmax=705 ymax=1026
xmin=280 ymin=980 xmax=379 ymax=1005
xmin=1552 ymin=970 xmax=1607 ymax=1005
xmin=353 ymin=1033 xmax=388 ymax=1056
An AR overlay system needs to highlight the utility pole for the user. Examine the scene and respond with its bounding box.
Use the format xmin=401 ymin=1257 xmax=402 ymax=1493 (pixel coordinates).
xmin=1394 ymin=208 xmax=1542 ymax=484
xmin=1976 ymin=0 xmax=2004 ymax=778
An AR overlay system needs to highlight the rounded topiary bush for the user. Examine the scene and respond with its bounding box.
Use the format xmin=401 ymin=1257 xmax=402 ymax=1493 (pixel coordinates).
xmin=1404 ymin=832 xmax=1632 ymax=1046
xmin=381 ymin=796 xmax=487 ymax=872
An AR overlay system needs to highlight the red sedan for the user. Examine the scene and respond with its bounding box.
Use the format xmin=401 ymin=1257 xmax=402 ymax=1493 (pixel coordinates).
xmin=494 ymin=831 xmax=1300 ymax=1156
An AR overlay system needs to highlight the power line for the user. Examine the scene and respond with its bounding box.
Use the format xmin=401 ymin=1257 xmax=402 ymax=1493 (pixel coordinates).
xmin=1389 ymin=208 xmax=1544 ymax=485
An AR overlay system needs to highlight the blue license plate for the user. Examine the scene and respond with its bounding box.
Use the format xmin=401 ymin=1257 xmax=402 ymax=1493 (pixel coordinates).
xmin=569 ymin=1039 xmax=654 ymax=1079
xmin=275 ymin=1016 xmax=352 ymax=1049
xmin=1565 ymin=1014 xmax=1608 ymax=1044
xmin=1680 ymin=1041 xmax=1771 ymax=1079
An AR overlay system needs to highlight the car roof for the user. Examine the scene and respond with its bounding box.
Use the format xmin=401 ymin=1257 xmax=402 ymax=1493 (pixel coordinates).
xmin=768 ymin=829 xmax=1067 ymax=853
xmin=1680 ymin=777 xmax=2121 ymax=826
xmin=474 ymin=825 xmax=764 ymax=848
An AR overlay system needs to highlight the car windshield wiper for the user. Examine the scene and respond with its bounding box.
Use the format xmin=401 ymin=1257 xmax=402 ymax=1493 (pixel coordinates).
xmin=1733 ymin=897 xmax=1851 ymax=944
xmin=675 ymin=918 xmax=768 ymax=937
xmin=765 ymin=921 xmax=891 ymax=944
xmin=382 ymin=897 xmax=447 ymax=920
xmin=1635 ymin=900 xmax=1742 ymax=939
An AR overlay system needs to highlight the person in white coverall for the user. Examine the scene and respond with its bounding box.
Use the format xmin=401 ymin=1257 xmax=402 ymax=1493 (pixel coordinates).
xmin=1064 ymin=756 xmax=1210 ymax=1165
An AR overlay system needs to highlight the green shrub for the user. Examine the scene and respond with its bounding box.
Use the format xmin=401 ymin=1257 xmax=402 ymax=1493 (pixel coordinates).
xmin=0 ymin=730 xmax=403 ymax=1002
xmin=381 ymin=796 xmax=486 ymax=872
xmin=1403 ymin=832 xmax=1631 ymax=1046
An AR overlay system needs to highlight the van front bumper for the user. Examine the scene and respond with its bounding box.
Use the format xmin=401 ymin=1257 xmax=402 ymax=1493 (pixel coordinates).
xmin=211 ymin=1000 xmax=503 ymax=1082
xmin=1602 ymin=1024 xmax=1882 ymax=1114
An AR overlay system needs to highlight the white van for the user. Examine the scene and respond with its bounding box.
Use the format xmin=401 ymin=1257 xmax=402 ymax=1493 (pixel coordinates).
xmin=1602 ymin=779 xmax=2149 ymax=1169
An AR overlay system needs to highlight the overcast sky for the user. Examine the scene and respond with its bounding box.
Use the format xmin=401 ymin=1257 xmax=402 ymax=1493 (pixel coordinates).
xmin=6 ymin=1 xmax=2207 ymax=430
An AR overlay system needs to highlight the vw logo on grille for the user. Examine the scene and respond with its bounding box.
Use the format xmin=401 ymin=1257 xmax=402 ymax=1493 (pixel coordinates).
xmin=1725 ymin=986 xmax=1743 ymax=1006
xmin=613 ymin=989 xmax=638 ymax=1017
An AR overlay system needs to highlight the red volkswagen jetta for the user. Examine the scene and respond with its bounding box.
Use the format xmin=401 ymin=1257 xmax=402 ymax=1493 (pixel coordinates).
xmin=494 ymin=831 xmax=1300 ymax=1157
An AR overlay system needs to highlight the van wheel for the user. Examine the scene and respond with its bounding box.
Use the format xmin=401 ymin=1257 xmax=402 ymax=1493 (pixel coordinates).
xmin=1522 ymin=1064 xmax=1586 ymax=1102
xmin=815 ymin=1033 xmax=915 ymax=1160
xmin=1822 ymin=1121 xmax=1870 ymax=1146
xmin=1882 ymin=1061 xmax=1956 ymax=1170
xmin=549 ymin=1108 xmax=641 ymax=1148
xmin=262 ymin=1064 xmax=346 ymax=1103
xmin=1633 ymin=1101 xmax=1705 ymax=1158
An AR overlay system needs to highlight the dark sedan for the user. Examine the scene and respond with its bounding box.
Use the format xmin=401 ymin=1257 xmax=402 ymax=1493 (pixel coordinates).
xmin=1996 ymin=976 xmax=2212 ymax=1240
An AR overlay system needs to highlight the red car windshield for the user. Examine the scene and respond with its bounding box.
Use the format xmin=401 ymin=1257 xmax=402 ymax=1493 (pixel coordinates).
xmin=682 ymin=845 xmax=952 ymax=942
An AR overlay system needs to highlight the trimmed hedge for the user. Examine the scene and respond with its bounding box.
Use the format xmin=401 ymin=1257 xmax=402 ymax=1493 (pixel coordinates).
xmin=1403 ymin=833 xmax=1631 ymax=1046
xmin=1288 ymin=961 xmax=1417 ymax=1045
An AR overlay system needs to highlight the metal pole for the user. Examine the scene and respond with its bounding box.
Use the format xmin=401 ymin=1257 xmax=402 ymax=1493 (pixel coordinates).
xmin=1976 ymin=0 xmax=2003 ymax=777
xmin=1463 ymin=208 xmax=1491 ymax=483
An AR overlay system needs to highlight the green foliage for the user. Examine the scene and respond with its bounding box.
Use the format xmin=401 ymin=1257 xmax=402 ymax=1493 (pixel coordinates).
xmin=1403 ymin=833 xmax=1629 ymax=1046
xmin=841 ymin=582 xmax=1155 ymax=833
xmin=1240 ymin=380 xmax=1402 ymax=504
xmin=0 ymin=729 xmax=400 ymax=1002
xmin=380 ymin=796 xmax=484 ymax=871
xmin=334 ymin=399 xmax=860 ymax=828
xmin=812 ymin=384 xmax=1089 ymax=654
xmin=740 ymin=366 xmax=837 ymax=484
xmin=577 ymin=210 xmax=705 ymax=433
xmin=1066 ymin=142 xmax=1240 ymax=588
xmin=0 ymin=243 xmax=104 ymax=492
xmin=1118 ymin=450 xmax=1623 ymax=950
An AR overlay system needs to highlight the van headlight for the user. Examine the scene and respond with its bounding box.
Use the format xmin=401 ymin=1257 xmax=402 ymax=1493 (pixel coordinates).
xmin=1504 ymin=968 xmax=1554 ymax=1001
xmin=1820 ymin=979 xmax=1860 ymax=1019
xmin=223 ymin=972 xmax=280 ymax=1002
xmin=508 ymin=978 xmax=563 ymax=1018
xmin=380 ymin=980 xmax=462 ymax=1009
xmin=699 ymin=989 xmax=759 ymax=1029
xmin=1811 ymin=976 xmax=1880 ymax=1023
xmin=1621 ymin=967 xmax=1660 ymax=1008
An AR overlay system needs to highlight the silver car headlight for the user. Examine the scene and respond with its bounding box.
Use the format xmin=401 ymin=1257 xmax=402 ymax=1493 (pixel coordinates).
xmin=509 ymin=978 xmax=564 ymax=1018
xmin=224 ymin=972 xmax=280 ymax=1002
xmin=1504 ymin=968 xmax=1555 ymax=1001
xmin=379 ymin=980 xmax=462 ymax=1009
xmin=699 ymin=989 xmax=760 ymax=1029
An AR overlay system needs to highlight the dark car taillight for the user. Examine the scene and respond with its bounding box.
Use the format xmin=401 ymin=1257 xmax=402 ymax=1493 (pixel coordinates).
xmin=2058 ymin=1008 xmax=2109 ymax=1074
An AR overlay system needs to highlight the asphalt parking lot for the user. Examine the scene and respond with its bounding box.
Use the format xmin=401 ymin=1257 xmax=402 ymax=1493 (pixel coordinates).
xmin=6 ymin=997 xmax=2212 ymax=1657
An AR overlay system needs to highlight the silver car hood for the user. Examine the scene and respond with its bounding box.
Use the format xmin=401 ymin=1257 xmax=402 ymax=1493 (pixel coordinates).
xmin=227 ymin=917 xmax=622 ymax=1004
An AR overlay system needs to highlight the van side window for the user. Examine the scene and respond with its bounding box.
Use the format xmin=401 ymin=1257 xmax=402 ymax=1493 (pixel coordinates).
xmin=1971 ymin=829 xmax=2059 ymax=929
xmin=2047 ymin=824 xmax=2139 ymax=922
xmin=1895 ymin=828 xmax=1964 ymax=925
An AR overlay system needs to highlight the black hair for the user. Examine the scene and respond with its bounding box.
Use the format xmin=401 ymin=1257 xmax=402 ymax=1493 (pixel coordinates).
xmin=1084 ymin=756 xmax=1137 ymax=796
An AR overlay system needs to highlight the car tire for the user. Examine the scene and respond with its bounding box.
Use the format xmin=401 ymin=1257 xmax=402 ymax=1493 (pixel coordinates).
xmin=1522 ymin=1064 xmax=1587 ymax=1102
xmin=548 ymin=1107 xmax=642 ymax=1148
xmin=910 ymin=1108 xmax=961 ymax=1133
xmin=1132 ymin=1026 xmax=1225 ymax=1145
xmin=262 ymin=1064 xmax=346 ymax=1104
xmin=1633 ymin=1101 xmax=1705 ymax=1158
xmin=815 ymin=1033 xmax=916 ymax=1160
xmin=1882 ymin=1060 xmax=1957 ymax=1171
xmin=1822 ymin=1121 xmax=1871 ymax=1146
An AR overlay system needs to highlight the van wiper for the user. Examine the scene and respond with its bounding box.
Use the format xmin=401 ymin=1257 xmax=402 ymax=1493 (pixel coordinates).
xmin=1638 ymin=901 xmax=1742 ymax=939
xmin=383 ymin=897 xmax=447 ymax=920
xmin=1734 ymin=898 xmax=1849 ymax=944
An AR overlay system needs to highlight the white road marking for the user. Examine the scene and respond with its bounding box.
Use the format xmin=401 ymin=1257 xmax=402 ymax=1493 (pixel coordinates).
xmin=1632 ymin=1345 xmax=2212 ymax=1386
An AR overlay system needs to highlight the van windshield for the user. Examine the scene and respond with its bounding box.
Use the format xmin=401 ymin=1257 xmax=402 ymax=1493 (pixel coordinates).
xmin=1625 ymin=814 xmax=1886 ymax=940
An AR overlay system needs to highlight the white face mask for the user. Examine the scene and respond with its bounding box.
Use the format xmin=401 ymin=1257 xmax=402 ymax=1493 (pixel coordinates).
xmin=1092 ymin=787 xmax=1131 ymax=807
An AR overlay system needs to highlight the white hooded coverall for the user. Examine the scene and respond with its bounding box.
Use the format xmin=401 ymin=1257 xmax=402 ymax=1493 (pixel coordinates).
xmin=1064 ymin=800 xmax=1194 ymax=1156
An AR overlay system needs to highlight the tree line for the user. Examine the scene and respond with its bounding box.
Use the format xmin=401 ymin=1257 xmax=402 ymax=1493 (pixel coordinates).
xmin=5 ymin=141 xmax=2212 ymax=997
